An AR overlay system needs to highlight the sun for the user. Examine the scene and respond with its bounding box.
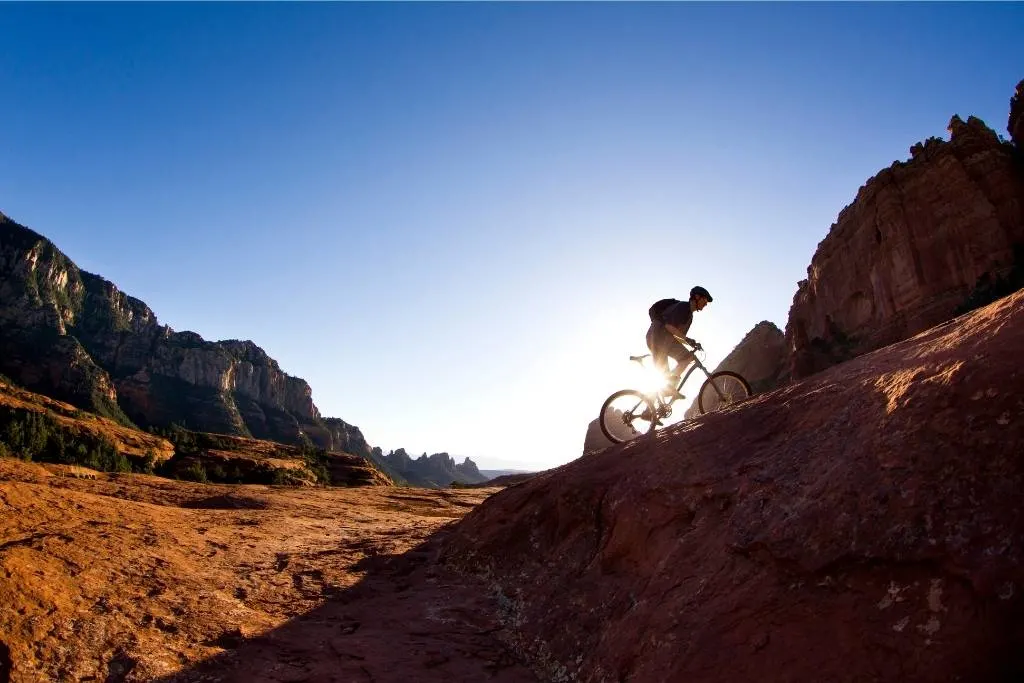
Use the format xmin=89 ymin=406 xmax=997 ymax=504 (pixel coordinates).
xmin=626 ymin=356 xmax=673 ymax=395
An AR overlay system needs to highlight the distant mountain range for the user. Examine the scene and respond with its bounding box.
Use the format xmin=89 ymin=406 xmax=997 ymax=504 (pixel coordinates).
xmin=481 ymin=468 xmax=531 ymax=479
xmin=368 ymin=447 xmax=490 ymax=488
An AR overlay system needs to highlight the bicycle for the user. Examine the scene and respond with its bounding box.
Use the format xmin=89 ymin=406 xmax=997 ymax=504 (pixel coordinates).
xmin=598 ymin=339 xmax=752 ymax=444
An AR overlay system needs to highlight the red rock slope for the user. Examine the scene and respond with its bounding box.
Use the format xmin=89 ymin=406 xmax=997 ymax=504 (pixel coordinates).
xmin=443 ymin=289 xmax=1024 ymax=683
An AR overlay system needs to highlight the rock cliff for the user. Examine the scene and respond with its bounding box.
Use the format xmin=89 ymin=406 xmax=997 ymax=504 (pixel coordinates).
xmin=1009 ymin=78 xmax=1024 ymax=149
xmin=0 ymin=212 xmax=370 ymax=454
xmin=444 ymin=288 xmax=1024 ymax=683
xmin=785 ymin=83 xmax=1024 ymax=379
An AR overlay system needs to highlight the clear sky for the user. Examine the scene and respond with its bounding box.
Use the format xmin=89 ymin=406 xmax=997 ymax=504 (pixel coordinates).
xmin=1 ymin=3 xmax=1021 ymax=471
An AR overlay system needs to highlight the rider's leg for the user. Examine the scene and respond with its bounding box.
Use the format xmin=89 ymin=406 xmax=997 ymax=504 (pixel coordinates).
xmin=665 ymin=342 xmax=694 ymax=383
xmin=646 ymin=323 xmax=670 ymax=375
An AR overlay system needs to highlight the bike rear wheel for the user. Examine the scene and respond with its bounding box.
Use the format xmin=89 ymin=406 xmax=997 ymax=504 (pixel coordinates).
xmin=697 ymin=371 xmax=752 ymax=415
xmin=599 ymin=389 xmax=659 ymax=444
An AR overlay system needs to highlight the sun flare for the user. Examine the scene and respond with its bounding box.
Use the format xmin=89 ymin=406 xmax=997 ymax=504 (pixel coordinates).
xmin=630 ymin=359 xmax=671 ymax=395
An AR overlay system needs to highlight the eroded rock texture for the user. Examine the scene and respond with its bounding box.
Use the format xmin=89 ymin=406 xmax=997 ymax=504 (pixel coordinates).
xmin=785 ymin=110 xmax=1024 ymax=379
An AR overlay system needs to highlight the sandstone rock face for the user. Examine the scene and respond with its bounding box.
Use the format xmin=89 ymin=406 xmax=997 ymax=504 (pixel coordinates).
xmin=321 ymin=416 xmax=371 ymax=458
xmin=444 ymin=289 xmax=1024 ymax=683
xmin=0 ymin=212 xmax=370 ymax=453
xmin=785 ymin=109 xmax=1024 ymax=379
xmin=1010 ymin=79 xmax=1024 ymax=149
xmin=712 ymin=320 xmax=787 ymax=391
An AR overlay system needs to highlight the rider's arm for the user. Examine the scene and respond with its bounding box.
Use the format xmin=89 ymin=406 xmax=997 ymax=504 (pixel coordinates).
xmin=664 ymin=323 xmax=691 ymax=344
xmin=666 ymin=325 xmax=700 ymax=349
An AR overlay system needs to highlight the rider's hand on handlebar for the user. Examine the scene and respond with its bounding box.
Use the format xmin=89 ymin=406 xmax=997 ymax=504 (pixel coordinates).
xmin=691 ymin=340 xmax=703 ymax=351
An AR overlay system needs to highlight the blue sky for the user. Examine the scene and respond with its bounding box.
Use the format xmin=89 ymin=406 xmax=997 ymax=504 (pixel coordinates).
xmin=1 ymin=3 xmax=1021 ymax=471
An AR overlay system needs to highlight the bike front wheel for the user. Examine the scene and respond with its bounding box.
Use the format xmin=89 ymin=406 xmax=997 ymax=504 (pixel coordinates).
xmin=599 ymin=389 xmax=659 ymax=444
xmin=697 ymin=371 xmax=752 ymax=415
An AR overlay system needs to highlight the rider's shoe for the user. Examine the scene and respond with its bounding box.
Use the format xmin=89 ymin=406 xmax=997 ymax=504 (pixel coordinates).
xmin=659 ymin=385 xmax=685 ymax=401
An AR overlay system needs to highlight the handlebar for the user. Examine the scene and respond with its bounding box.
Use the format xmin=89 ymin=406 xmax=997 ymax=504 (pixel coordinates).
xmin=628 ymin=339 xmax=704 ymax=367
xmin=673 ymin=336 xmax=703 ymax=352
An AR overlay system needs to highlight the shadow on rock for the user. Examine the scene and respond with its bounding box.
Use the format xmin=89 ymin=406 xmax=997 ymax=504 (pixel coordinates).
xmin=0 ymin=640 xmax=11 ymax=683
xmin=152 ymin=525 xmax=537 ymax=683
xmin=441 ymin=290 xmax=1024 ymax=683
xmin=180 ymin=494 xmax=272 ymax=510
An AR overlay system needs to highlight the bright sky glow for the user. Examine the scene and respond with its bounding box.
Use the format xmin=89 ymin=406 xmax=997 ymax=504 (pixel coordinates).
xmin=1 ymin=3 xmax=1021 ymax=471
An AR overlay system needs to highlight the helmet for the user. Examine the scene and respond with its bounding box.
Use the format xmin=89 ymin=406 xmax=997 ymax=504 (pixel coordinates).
xmin=690 ymin=285 xmax=713 ymax=302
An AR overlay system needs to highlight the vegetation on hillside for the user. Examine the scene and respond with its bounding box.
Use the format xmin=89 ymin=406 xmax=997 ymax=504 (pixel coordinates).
xmin=955 ymin=244 xmax=1024 ymax=316
xmin=0 ymin=404 xmax=142 ymax=473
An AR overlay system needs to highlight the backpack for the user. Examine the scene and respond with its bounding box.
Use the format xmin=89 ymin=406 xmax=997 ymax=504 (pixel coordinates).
xmin=649 ymin=297 xmax=680 ymax=323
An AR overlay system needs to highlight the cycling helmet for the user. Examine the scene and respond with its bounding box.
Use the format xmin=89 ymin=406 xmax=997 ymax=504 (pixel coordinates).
xmin=690 ymin=285 xmax=713 ymax=302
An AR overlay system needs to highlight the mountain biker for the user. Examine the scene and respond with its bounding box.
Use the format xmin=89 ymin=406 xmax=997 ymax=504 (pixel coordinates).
xmin=646 ymin=285 xmax=712 ymax=389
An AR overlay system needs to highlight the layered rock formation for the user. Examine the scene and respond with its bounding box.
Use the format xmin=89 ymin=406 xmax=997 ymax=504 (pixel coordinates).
xmin=0 ymin=212 xmax=371 ymax=455
xmin=444 ymin=288 xmax=1024 ymax=683
xmin=786 ymin=82 xmax=1024 ymax=379
xmin=374 ymin=447 xmax=489 ymax=488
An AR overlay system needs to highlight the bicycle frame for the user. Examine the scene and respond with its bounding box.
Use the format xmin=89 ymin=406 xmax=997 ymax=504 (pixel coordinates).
xmin=631 ymin=344 xmax=711 ymax=408
xmin=601 ymin=340 xmax=751 ymax=443
xmin=668 ymin=359 xmax=709 ymax=399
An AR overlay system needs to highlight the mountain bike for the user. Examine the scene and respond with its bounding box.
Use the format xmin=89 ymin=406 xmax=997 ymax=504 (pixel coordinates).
xmin=598 ymin=339 xmax=752 ymax=444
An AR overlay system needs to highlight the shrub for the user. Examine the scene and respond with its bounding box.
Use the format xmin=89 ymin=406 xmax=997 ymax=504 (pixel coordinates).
xmin=179 ymin=461 xmax=208 ymax=483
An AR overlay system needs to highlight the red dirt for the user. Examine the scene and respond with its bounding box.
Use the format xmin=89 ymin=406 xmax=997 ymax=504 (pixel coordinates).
xmin=0 ymin=461 xmax=537 ymax=682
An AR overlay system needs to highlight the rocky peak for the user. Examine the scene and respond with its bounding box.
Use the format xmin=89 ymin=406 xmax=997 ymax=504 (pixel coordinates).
xmin=455 ymin=457 xmax=482 ymax=478
xmin=390 ymin=448 xmax=413 ymax=465
xmin=217 ymin=339 xmax=277 ymax=367
xmin=785 ymin=80 xmax=1024 ymax=379
xmin=427 ymin=452 xmax=455 ymax=468
xmin=1010 ymin=79 xmax=1024 ymax=148
xmin=720 ymin=320 xmax=786 ymax=382
xmin=377 ymin=449 xmax=489 ymax=488
xmin=683 ymin=320 xmax=787 ymax=419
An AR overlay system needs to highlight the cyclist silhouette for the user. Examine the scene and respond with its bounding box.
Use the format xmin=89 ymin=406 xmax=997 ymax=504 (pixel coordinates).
xmin=646 ymin=285 xmax=712 ymax=386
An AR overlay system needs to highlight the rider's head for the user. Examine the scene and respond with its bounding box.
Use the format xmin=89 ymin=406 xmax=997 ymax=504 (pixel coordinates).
xmin=689 ymin=285 xmax=712 ymax=312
